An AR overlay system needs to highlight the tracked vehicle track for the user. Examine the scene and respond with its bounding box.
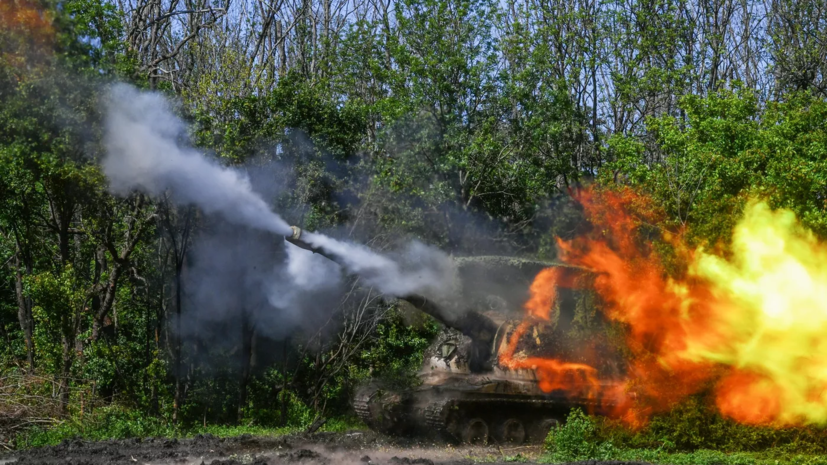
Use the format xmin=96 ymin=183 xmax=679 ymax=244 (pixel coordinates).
xmin=353 ymin=390 xmax=372 ymax=425
xmin=353 ymin=382 xmax=613 ymax=444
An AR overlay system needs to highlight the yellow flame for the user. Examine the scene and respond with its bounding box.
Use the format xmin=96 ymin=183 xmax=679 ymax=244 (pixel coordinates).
xmin=688 ymin=201 xmax=827 ymax=424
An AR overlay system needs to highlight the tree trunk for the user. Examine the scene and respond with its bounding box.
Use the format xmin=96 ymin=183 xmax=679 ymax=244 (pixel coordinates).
xmin=0 ymin=319 xmax=9 ymax=354
xmin=59 ymin=334 xmax=73 ymax=413
xmin=279 ymin=339 xmax=289 ymax=426
xmin=13 ymin=251 xmax=34 ymax=371
xmin=173 ymin=266 xmax=184 ymax=424
xmin=237 ymin=313 xmax=255 ymax=424
xmin=277 ymin=21 xmax=287 ymax=76
xmin=91 ymin=265 xmax=123 ymax=341
xmin=151 ymin=296 xmax=164 ymax=415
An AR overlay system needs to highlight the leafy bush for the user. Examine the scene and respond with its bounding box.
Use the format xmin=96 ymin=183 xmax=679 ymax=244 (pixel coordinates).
xmin=16 ymin=406 xmax=177 ymax=448
xmin=544 ymin=409 xmax=618 ymax=461
xmin=601 ymin=396 xmax=827 ymax=454
xmin=604 ymin=447 xmax=827 ymax=465
xmin=15 ymin=404 xmax=364 ymax=449
xmin=542 ymin=404 xmax=827 ymax=465
xmin=609 ymin=448 xmax=758 ymax=465
xmin=350 ymin=308 xmax=440 ymax=389
xmin=317 ymin=416 xmax=366 ymax=433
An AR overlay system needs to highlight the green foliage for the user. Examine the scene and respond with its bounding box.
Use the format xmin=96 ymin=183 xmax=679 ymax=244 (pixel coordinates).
xmin=318 ymin=416 xmax=368 ymax=433
xmin=606 ymin=397 xmax=827 ymax=454
xmin=61 ymin=0 xmax=126 ymax=71
xmin=610 ymin=90 xmax=827 ymax=246
xmin=544 ymin=409 xmax=619 ymax=462
xmin=189 ymin=424 xmax=301 ymax=438
xmin=350 ymin=308 xmax=440 ymax=389
xmin=238 ymin=372 xmax=315 ymax=427
xmin=16 ymin=406 xmax=177 ymax=448
xmin=543 ymin=407 xmax=827 ymax=465
xmin=25 ymin=266 xmax=85 ymax=374
xmin=567 ymin=447 xmax=827 ymax=465
xmin=14 ymin=405 xmax=363 ymax=449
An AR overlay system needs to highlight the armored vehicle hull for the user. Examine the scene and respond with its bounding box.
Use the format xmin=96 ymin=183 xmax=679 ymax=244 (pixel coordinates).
xmin=353 ymin=317 xmax=625 ymax=444
xmin=354 ymin=372 xmax=619 ymax=444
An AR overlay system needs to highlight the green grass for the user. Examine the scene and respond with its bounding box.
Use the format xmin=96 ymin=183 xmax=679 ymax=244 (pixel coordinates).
xmin=13 ymin=405 xmax=367 ymax=449
xmin=541 ymin=409 xmax=827 ymax=465
xmin=186 ymin=424 xmax=301 ymax=438
xmin=181 ymin=416 xmax=367 ymax=438
xmin=18 ymin=400 xmax=827 ymax=465
xmin=15 ymin=407 xmax=177 ymax=448
xmin=539 ymin=447 xmax=827 ymax=465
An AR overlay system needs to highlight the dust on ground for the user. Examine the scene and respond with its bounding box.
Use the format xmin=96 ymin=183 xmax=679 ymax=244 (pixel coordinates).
xmin=0 ymin=430 xmax=650 ymax=465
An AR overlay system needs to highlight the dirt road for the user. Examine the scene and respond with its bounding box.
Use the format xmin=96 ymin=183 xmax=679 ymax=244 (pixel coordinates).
xmin=0 ymin=430 xmax=565 ymax=465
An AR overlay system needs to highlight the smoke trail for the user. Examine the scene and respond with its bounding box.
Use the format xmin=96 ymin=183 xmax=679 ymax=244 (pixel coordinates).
xmin=102 ymin=84 xmax=456 ymax=307
xmin=301 ymin=231 xmax=455 ymax=298
xmin=264 ymin=241 xmax=344 ymax=311
xmin=181 ymin=224 xmax=344 ymax=341
xmin=103 ymin=84 xmax=292 ymax=236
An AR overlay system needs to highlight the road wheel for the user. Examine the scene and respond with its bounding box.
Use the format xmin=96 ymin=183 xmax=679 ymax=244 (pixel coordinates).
xmin=461 ymin=418 xmax=489 ymax=445
xmin=495 ymin=418 xmax=526 ymax=444
xmin=530 ymin=418 xmax=560 ymax=442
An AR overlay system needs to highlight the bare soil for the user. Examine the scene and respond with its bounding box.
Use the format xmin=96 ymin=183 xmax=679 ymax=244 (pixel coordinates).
xmin=0 ymin=430 xmax=649 ymax=465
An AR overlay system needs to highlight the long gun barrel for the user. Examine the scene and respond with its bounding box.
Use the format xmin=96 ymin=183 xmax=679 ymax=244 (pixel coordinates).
xmin=284 ymin=226 xmax=516 ymax=370
xmin=285 ymin=226 xmax=334 ymax=259
xmin=283 ymin=226 xmax=498 ymax=338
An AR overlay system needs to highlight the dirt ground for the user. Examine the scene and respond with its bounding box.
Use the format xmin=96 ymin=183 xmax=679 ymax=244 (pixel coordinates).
xmin=0 ymin=430 xmax=649 ymax=465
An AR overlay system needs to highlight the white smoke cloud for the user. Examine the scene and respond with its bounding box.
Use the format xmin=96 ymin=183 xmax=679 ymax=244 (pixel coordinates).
xmin=264 ymin=244 xmax=343 ymax=311
xmin=103 ymin=84 xmax=292 ymax=236
xmin=102 ymin=84 xmax=456 ymax=326
xmin=301 ymin=232 xmax=456 ymax=298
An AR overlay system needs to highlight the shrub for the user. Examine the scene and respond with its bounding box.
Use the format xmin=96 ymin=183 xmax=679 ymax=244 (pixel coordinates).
xmin=16 ymin=406 xmax=176 ymax=448
xmin=597 ymin=396 xmax=827 ymax=454
xmin=544 ymin=409 xmax=617 ymax=461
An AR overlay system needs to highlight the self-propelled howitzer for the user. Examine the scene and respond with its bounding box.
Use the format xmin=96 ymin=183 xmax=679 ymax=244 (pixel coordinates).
xmin=285 ymin=227 xmax=627 ymax=444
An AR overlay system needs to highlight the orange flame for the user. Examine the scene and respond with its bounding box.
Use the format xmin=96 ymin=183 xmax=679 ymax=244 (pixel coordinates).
xmin=503 ymin=187 xmax=737 ymax=426
xmin=499 ymin=263 xmax=625 ymax=416
xmin=523 ymin=267 xmax=560 ymax=320
xmin=498 ymin=188 xmax=721 ymax=426
xmin=499 ymin=320 xmax=606 ymax=401
xmin=513 ymin=186 xmax=827 ymax=427
xmin=556 ymin=187 xmax=720 ymax=423
xmin=715 ymin=371 xmax=783 ymax=425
